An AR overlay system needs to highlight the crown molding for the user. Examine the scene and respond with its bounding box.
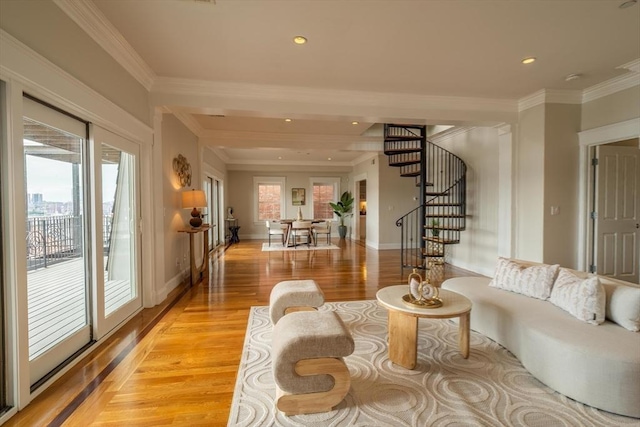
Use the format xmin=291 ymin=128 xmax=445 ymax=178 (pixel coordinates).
xmin=578 ymin=118 xmax=640 ymax=147
xmin=430 ymin=126 xmax=475 ymax=143
xmin=617 ymin=58 xmax=640 ymax=74
xmin=518 ymin=89 xmax=582 ymax=112
xmin=152 ymin=77 xmax=517 ymax=114
xmin=167 ymin=108 xmax=206 ymax=137
xmin=53 ymin=0 xmax=156 ymax=90
xmin=0 ymin=30 xmax=152 ymax=142
xmin=582 ymin=68 xmax=640 ymax=103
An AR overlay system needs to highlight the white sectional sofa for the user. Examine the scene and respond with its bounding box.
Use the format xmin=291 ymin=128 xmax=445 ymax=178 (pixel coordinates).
xmin=442 ymin=259 xmax=640 ymax=418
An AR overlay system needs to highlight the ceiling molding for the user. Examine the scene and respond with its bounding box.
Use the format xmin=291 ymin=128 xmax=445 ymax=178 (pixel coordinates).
xmin=152 ymin=77 xmax=518 ymax=114
xmin=617 ymin=58 xmax=640 ymax=74
xmin=168 ymin=108 xmax=206 ymax=137
xmin=582 ymin=67 xmax=640 ymax=104
xmin=225 ymin=160 xmax=354 ymax=170
xmin=517 ymin=89 xmax=582 ymax=112
xmin=578 ymin=118 xmax=640 ymax=147
xmin=430 ymin=126 xmax=475 ymax=143
xmin=199 ymin=129 xmax=381 ymax=148
xmin=53 ymin=0 xmax=156 ymax=90
xmin=212 ymin=148 xmax=230 ymax=163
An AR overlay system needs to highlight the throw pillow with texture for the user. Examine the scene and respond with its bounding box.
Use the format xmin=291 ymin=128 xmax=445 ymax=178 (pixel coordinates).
xmin=489 ymin=258 xmax=559 ymax=300
xmin=601 ymin=281 xmax=640 ymax=332
xmin=549 ymin=268 xmax=605 ymax=325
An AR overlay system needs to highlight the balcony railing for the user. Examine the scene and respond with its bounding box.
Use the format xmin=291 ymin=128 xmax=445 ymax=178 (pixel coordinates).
xmin=26 ymin=215 xmax=112 ymax=271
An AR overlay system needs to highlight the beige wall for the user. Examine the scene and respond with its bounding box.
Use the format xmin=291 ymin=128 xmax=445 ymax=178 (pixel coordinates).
xmin=377 ymin=155 xmax=419 ymax=247
xmin=436 ymin=127 xmax=501 ymax=276
xmin=515 ymin=104 xmax=546 ymax=262
xmin=581 ymin=86 xmax=640 ymax=131
xmin=162 ymin=114 xmax=200 ymax=282
xmin=543 ymin=104 xmax=582 ymax=268
xmin=227 ymin=167 xmax=349 ymax=239
xmin=0 ymin=0 xmax=151 ymax=126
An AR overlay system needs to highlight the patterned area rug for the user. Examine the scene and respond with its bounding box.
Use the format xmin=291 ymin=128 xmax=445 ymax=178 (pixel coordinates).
xmin=228 ymin=300 xmax=636 ymax=427
xmin=261 ymin=243 xmax=340 ymax=252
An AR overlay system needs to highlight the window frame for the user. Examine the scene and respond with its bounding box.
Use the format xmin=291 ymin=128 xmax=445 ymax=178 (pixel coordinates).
xmin=309 ymin=177 xmax=341 ymax=221
xmin=253 ymin=176 xmax=286 ymax=223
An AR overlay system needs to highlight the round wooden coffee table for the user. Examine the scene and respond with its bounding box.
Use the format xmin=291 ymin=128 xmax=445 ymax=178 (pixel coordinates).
xmin=376 ymin=285 xmax=472 ymax=370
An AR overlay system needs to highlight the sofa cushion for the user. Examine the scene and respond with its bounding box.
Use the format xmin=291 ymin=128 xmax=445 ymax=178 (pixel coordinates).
xmin=549 ymin=268 xmax=605 ymax=325
xmin=489 ymin=257 xmax=559 ymax=300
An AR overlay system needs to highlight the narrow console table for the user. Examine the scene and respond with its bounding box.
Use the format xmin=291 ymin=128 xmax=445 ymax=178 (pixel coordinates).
xmin=178 ymin=225 xmax=211 ymax=286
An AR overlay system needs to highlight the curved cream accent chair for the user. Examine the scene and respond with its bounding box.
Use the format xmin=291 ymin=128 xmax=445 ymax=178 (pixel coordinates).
xmin=266 ymin=220 xmax=286 ymax=246
xmin=312 ymin=220 xmax=331 ymax=245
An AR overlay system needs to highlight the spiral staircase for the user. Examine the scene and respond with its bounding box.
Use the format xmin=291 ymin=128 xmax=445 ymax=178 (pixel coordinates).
xmin=383 ymin=124 xmax=467 ymax=274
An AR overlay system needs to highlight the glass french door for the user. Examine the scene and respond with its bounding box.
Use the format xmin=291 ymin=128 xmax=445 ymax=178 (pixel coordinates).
xmin=203 ymin=176 xmax=221 ymax=249
xmin=92 ymin=126 xmax=141 ymax=337
xmin=23 ymin=97 xmax=92 ymax=386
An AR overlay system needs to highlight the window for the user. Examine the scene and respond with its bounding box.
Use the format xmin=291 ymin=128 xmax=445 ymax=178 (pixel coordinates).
xmin=254 ymin=177 xmax=285 ymax=221
xmin=310 ymin=177 xmax=341 ymax=220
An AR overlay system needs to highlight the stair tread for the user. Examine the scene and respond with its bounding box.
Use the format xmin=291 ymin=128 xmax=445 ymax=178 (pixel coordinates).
xmin=425 ymin=192 xmax=450 ymax=196
xmin=426 ymin=214 xmax=465 ymax=218
xmin=384 ymin=136 xmax=423 ymax=142
xmin=384 ymin=148 xmax=422 ymax=155
xmin=389 ymin=160 xmax=420 ymax=167
xmin=415 ymin=182 xmax=434 ymax=187
xmin=401 ymin=172 xmax=421 ymax=177
xmin=424 ymin=237 xmax=460 ymax=244
xmin=425 ymin=226 xmax=463 ymax=231
xmin=426 ymin=203 xmax=462 ymax=207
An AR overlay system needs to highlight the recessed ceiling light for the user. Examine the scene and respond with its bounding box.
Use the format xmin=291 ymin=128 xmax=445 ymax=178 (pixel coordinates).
xmin=619 ymin=0 xmax=637 ymax=8
xmin=351 ymin=121 xmax=359 ymax=125
xmin=293 ymin=36 xmax=307 ymax=45
xmin=284 ymin=118 xmax=292 ymax=122
xmin=521 ymin=57 xmax=536 ymax=64
xmin=565 ymin=73 xmax=582 ymax=81
xmin=278 ymin=156 xmax=283 ymax=160
xmin=327 ymin=157 xmax=332 ymax=161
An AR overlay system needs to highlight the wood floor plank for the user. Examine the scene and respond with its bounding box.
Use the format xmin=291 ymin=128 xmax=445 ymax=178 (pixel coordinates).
xmin=5 ymin=239 xmax=481 ymax=426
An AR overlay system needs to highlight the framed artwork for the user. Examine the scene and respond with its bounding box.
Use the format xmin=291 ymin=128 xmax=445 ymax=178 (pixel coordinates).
xmin=292 ymin=188 xmax=306 ymax=206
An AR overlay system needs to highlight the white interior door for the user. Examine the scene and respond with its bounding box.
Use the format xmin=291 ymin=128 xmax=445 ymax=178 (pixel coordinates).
xmin=596 ymin=145 xmax=640 ymax=283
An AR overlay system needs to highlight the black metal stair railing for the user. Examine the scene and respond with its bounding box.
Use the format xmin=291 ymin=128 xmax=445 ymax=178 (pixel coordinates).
xmin=384 ymin=124 xmax=467 ymax=272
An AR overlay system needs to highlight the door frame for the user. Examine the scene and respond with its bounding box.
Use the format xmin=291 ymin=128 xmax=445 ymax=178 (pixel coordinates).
xmin=578 ymin=118 xmax=640 ymax=272
xmin=202 ymin=162 xmax=225 ymax=251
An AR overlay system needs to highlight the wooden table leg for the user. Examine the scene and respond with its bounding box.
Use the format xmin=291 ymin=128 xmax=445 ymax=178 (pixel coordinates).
xmin=459 ymin=311 xmax=470 ymax=359
xmin=388 ymin=310 xmax=418 ymax=369
xmin=188 ymin=233 xmax=197 ymax=286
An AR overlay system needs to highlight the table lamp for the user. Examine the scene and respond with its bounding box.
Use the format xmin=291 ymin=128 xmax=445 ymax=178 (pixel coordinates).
xmin=182 ymin=189 xmax=207 ymax=228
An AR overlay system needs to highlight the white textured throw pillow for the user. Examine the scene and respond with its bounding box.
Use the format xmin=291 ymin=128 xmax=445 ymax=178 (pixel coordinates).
xmin=601 ymin=281 xmax=640 ymax=332
xmin=549 ymin=269 xmax=605 ymax=325
xmin=489 ymin=258 xmax=559 ymax=300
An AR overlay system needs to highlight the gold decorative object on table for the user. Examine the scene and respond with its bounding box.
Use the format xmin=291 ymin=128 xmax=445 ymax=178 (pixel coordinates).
xmin=402 ymin=268 xmax=443 ymax=308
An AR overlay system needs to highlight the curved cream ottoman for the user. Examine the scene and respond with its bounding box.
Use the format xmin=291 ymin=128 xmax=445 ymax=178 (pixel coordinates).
xmin=272 ymin=311 xmax=354 ymax=415
xmin=269 ymin=279 xmax=324 ymax=325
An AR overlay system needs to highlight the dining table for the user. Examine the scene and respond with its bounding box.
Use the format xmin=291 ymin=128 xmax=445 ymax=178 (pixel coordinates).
xmin=279 ymin=219 xmax=324 ymax=247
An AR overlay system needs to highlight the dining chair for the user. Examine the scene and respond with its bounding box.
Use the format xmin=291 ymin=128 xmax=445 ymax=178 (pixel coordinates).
xmin=266 ymin=220 xmax=286 ymax=246
xmin=312 ymin=220 xmax=331 ymax=245
xmin=291 ymin=221 xmax=312 ymax=247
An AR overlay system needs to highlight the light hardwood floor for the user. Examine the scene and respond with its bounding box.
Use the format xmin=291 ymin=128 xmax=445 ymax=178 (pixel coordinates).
xmin=5 ymin=239 xmax=480 ymax=426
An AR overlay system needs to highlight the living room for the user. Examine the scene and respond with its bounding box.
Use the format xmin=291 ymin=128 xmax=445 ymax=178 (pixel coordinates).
xmin=0 ymin=0 xmax=639 ymax=425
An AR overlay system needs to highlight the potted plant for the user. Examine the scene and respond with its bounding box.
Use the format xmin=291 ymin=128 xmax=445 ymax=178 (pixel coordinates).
xmin=329 ymin=191 xmax=354 ymax=238
xmin=430 ymin=219 xmax=440 ymax=237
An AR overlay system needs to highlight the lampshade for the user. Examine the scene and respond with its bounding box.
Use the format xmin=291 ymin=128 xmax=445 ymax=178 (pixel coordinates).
xmin=182 ymin=189 xmax=207 ymax=209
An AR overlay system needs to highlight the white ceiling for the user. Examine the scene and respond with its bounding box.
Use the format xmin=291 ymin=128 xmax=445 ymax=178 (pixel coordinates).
xmin=85 ymin=0 xmax=640 ymax=165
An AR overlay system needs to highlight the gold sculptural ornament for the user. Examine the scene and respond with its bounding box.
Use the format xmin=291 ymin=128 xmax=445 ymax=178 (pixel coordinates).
xmin=402 ymin=268 xmax=443 ymax=309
